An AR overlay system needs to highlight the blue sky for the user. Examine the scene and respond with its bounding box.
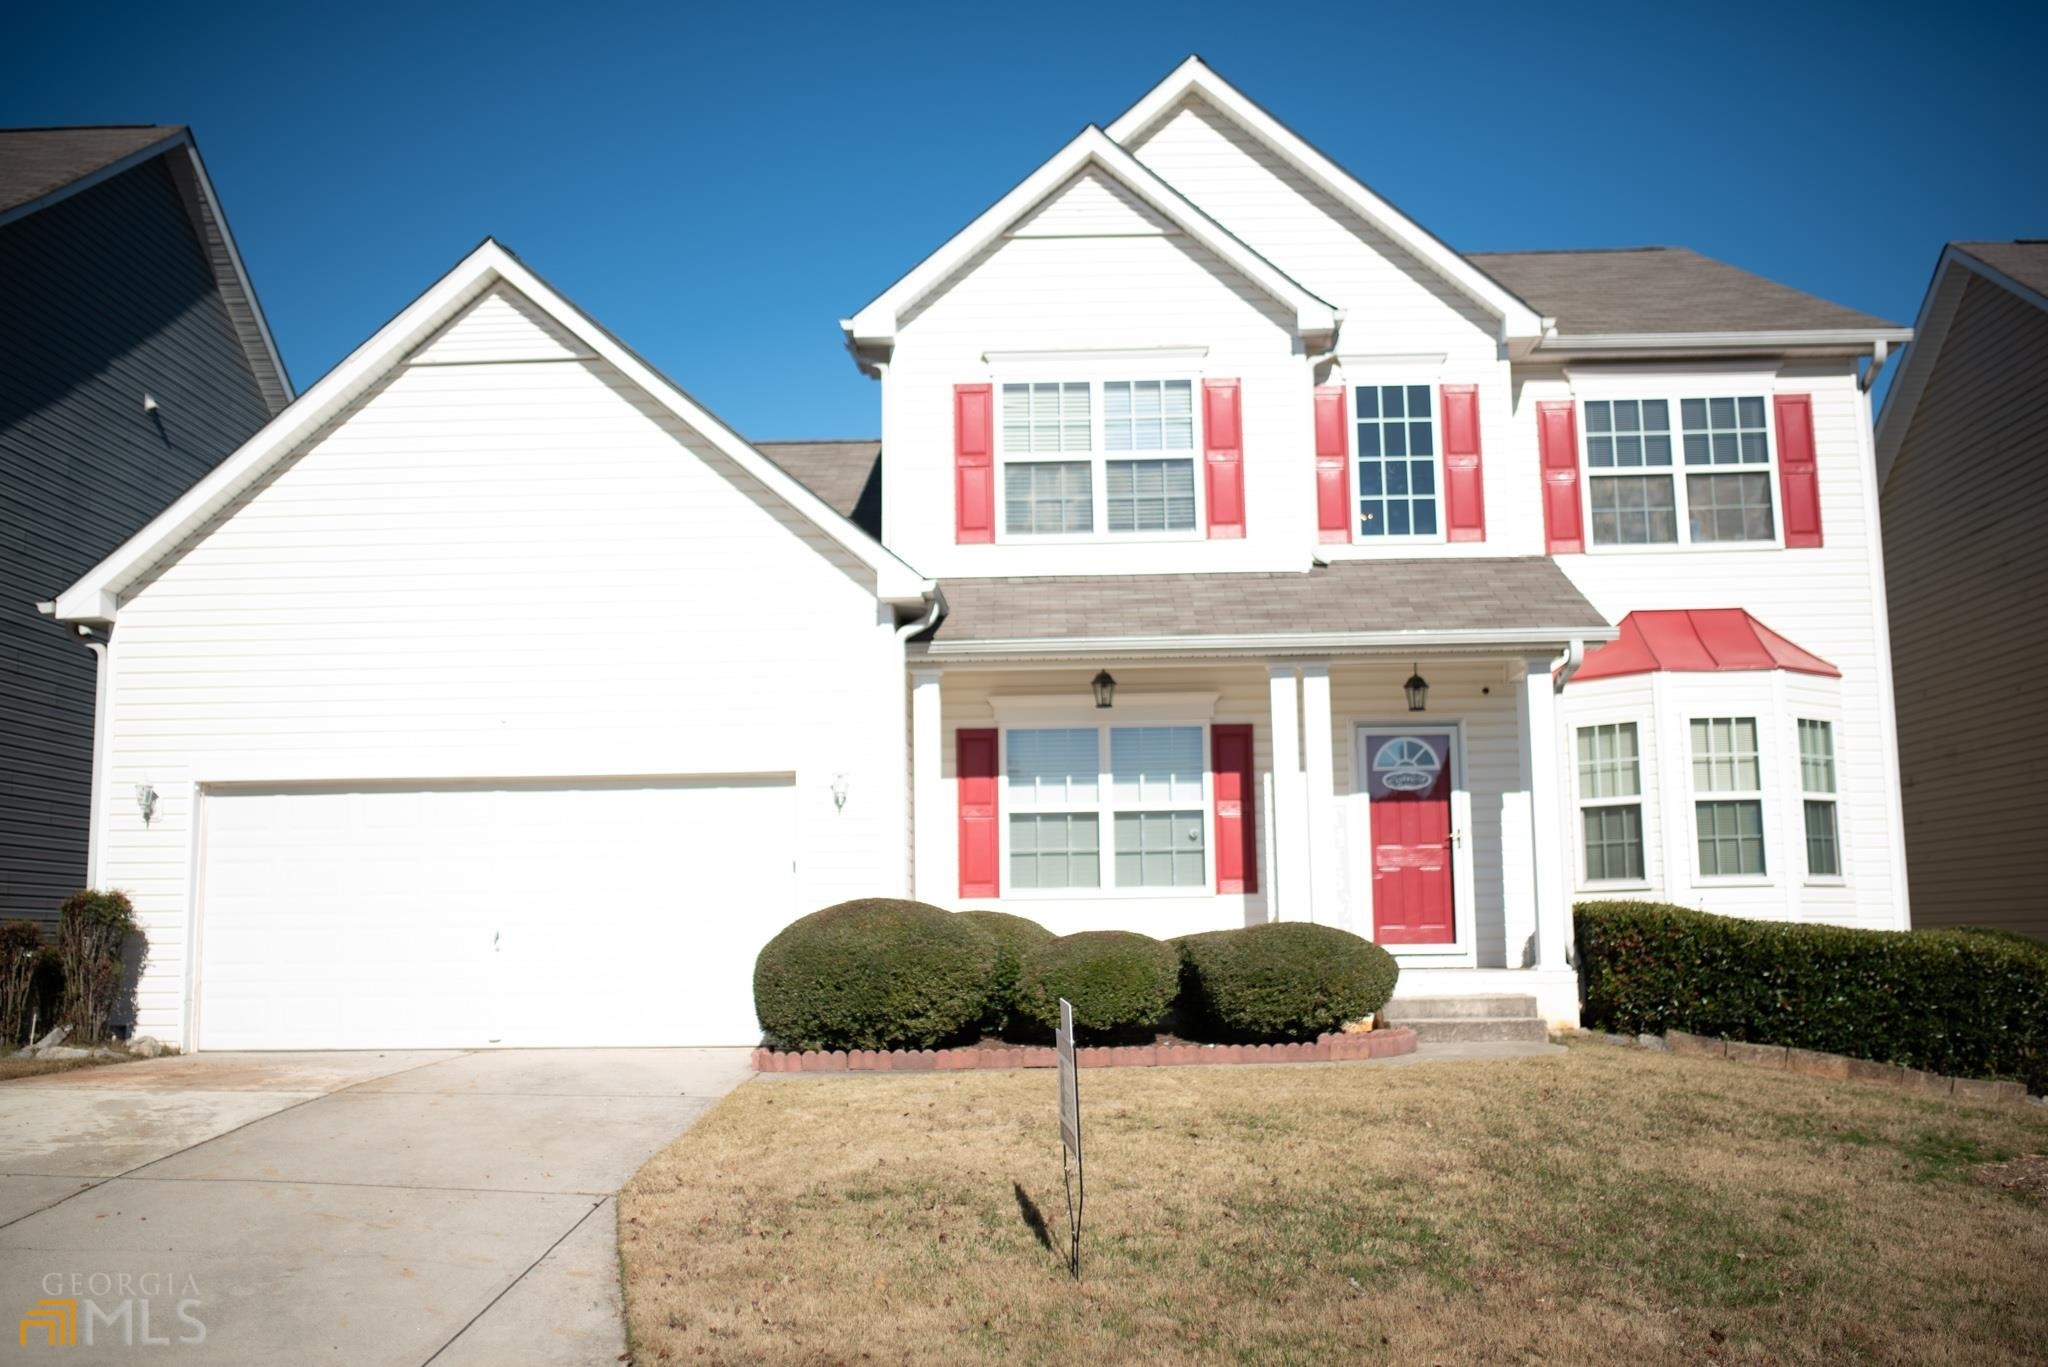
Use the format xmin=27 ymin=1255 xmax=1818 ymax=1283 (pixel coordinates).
xmin=9 ymin=1 xmax=2045 ymax=437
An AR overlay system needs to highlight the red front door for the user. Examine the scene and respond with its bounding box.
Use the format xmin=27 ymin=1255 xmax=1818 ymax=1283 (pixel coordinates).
xmin=1364 ymin=731 xmax=1455 ymax=945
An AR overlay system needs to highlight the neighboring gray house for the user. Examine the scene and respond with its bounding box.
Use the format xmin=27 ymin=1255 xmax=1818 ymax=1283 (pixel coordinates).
xmin=2 ymin=126 xmax=291 ymax=925
xmin=1876 ymin=240 xmax=2048 ymax=940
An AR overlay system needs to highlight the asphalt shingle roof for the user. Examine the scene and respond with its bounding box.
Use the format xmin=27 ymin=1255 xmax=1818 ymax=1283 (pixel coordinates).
xmin=1954 ymin=241 xmax=2048 ymax=300
xmin=926 ymin=558 xmax=1610 ymax=649
xmin=0 ymin=125 xmax=181 ymax=217
xmin=756 ymin=439 xmax=881 ymax=537
xmin=1469 ymin=246 xmax=1899 ymax=337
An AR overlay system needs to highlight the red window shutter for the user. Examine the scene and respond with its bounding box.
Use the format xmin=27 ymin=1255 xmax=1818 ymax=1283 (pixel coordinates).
xmin=954 ymin=384 xmax=994 ymax=545
xmin=1536 ymin=400 xmax=1584 ymax=554
xmin=1203 ymin=379 xmax=1245 ymax=539
xmin=1212 ymin=723 xmax=1257 ymax=894
xmin=1773 ymin=393 xmax=1823 ymax=548
xmin=1313 ymin=384 xmax=1351 ymax=543
xmin=957 ymin=728 xmax=999 ymax=898
xmin=1439 ymin=384 xmax=1486 ymax=542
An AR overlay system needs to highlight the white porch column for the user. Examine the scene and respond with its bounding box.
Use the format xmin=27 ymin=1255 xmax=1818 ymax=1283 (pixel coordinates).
xmin=1519 ymin=654 xmax=1570 ymax=971
xmin=911 ymin=668 xmax=945 ymax=904
xmin=1299 ymin=662 xmax=1339 ymax=925
xmin=1266 ymin=664 xmax=1306 ymax=921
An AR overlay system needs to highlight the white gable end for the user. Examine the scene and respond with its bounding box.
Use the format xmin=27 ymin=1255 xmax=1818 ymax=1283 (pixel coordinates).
xmin=1008 ymin=167 xmax=1176 ymax=238
xmin=407 ymin=282 xmax=594 ymax=364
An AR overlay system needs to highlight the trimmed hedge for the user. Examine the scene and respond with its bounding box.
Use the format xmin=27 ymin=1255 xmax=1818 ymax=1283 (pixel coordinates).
xmin=1014 ymin=931 xmax=1179 ymax=1039
xmin=956 ymin=910 xmax=1054 ymax=1032
xmin=1177 ymin=923 xmax=1400 ymax=1042
xmin=1577 ymin=900 xmax=2048 ymax=1092
xmin=753 ymin=899 xmax=996 ymax=1052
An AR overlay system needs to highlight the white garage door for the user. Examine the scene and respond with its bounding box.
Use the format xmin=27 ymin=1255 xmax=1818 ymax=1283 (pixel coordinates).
xmin=196 ymin=779 xmax=795 ymax=1050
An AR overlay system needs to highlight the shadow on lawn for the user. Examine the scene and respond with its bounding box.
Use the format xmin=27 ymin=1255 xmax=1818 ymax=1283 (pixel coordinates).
xmin=1012 ymin=1182 xmax=1055 ymax=1252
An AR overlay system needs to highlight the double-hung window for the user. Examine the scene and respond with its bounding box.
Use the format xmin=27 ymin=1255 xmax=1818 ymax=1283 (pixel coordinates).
xmin=1354 ymin=382 xmax=1438 ymax=538
xmin=1691 ymin=717 xmax=1767 ymax=877
xmin=1575 ymin=723 xmax=1644 ymax=883
xmin=1000 ymin=379 xmax=1197 ymax=538
xmin=1798 ymin=719 xmax=1841 ymax=878
xmin=1583 ymin=395 xmax=1776 ymax=547
xmin=1005 ymin=725 xmax=1207 ymax=890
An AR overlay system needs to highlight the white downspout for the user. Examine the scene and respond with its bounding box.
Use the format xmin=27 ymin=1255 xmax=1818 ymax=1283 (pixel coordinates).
xmin=1552 ymin=638 xmax=1586 ymax=693
xmin=891 ymin=589 xmax=946 ymax=897
xmin=1857 ymin=338 xmax=1891 ymax=394
xmin=79 ymin=625 xmax=112 ymax=889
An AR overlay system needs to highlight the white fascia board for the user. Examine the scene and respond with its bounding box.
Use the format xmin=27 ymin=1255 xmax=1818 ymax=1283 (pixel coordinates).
xmin=842 ymin=125 xmax=1337 ymax=349
xmin=918 ymin=624 xmax=1617 ymax=661
xmin=1104 ymin=57 xmax=1545 ymax=344
xmin=55 ymin=240 xmax=931 ymax=621
xmin=1538 ymin=327 xmax=1913 ymax=355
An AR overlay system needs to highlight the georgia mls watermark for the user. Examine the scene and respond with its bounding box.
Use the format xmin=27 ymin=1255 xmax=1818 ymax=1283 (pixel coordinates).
xmin=18 ymin=1272 xmax=206 ymax=1348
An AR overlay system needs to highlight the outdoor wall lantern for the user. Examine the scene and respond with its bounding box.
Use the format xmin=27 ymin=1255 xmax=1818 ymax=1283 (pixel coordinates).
xmin=1403 ymin=666 xmax=1429 ymax=713
xmin=1091 ymin=670 xmax=1117 ymax=709
xmin=134 ymin=783 xmax=158 ymax=826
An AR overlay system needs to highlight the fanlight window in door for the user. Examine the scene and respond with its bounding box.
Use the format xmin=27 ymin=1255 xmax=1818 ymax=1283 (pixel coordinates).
xmin=1372 ymin=736 xmax=1443 ymax=792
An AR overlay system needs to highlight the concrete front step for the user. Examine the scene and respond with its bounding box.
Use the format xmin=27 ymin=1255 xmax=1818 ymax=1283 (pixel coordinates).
xmin=1389 ymin=1016 xmax=1553 ymax=1044
xmin=1382 ymin=994 xmax=1540 ymax=1021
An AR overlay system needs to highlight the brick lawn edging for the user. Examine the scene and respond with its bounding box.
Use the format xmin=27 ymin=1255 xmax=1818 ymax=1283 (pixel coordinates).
xmin=1661 ymin=1030 xmax=2032 ymax=1105
xmin=751 ymin=1026 xmax=1418 ymax=1074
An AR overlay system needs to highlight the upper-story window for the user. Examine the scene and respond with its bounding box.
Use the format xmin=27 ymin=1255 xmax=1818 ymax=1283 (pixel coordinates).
xmin=1355 ymin=383 xmax=1438 ymax=538
xmin=1584 ymin=395 xmax=1776 ymax=548
xmin=1000 ymin=379 xmax=1197 ymax=539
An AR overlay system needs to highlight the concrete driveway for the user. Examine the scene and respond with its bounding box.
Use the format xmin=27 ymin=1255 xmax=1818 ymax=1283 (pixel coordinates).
xmin=0 ymin=1048 xmax=752 ymax=1364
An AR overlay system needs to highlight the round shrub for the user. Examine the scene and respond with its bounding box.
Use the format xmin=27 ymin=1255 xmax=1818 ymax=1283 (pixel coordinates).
xmin=955 ymin=910 xmax=1054 ymax=1031
xmin=1015 ymin=931 xmax=1179 ymax=1038
xmin=1179 ymin=923 xmax=1399 ymax=1041
xmin=753 ymin=898 xmax=997 ymax=1052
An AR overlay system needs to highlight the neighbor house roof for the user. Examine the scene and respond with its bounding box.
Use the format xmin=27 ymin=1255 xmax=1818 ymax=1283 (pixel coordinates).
xmin=1571 ymin=609 xmax=1838 ymax=684
xmin=1952 ymin=241 xmax=2048 ymax=298
xmin=757 ymin=440 xmax=881 ymax=537
xmin=0 ymin=124 xmax=293 ymax=412
xmin=919 ymin=558 xmax=1612 ymax=658
xmin=1469 ymin=247 xmax=1905 ymax=345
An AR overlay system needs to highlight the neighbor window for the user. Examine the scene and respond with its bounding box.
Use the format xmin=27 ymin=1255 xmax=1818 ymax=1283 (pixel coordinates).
xmin=1005 ymin=725 xmax=1207 ymax=890
xmin=1691 ymin=717 xmax=1766 ymax=877
xmin=1576 ymin=722 xmax=1644 ymax=883
xmin=1799 ymin=719 xmax=1841 ymax=878
xmin=1000 ymin=379 xmax=1197 ymax=537
xmin=1584 ymin=395 xmax=1776 ymax=547
xmin=1354 ymin=383 xmax=1438 ymax=538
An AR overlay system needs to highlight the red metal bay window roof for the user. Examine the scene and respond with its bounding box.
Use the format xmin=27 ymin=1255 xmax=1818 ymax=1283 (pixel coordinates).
xmin=1572 ymin=609 xmax=1840 ymax=683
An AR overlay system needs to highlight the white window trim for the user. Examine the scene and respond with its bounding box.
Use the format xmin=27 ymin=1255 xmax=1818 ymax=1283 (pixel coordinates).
xmin=1688 ymin=715 xmax=1772 ymax=885
xmin=1345 ymin=377 xmax=1447 ymax=546
xmin=993 ymin=374 xmax=1207 ymax=545
xmin=1572 ymin=719 xmax=1652 ymax=892
xmin=1576 ymin=394 xmax=1786 ymax=554
xmin=1795 ymin=716 xmax=1848 ymax=886
xmin=997 ymin=721 xmax=1215 ymax=900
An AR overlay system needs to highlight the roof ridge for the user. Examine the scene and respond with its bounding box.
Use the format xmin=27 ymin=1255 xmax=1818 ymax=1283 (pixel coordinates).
xmin=0 ymin=122 xmax=180 ymax=133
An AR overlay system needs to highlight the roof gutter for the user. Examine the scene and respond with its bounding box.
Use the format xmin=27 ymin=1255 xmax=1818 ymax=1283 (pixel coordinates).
xmin=1537 ymin=327 xmax=1914 ymax=354
xmin=918 ymin=623 xmax=1618 ymax=662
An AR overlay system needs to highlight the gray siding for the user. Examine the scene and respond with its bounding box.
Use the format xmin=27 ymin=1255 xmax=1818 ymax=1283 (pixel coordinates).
xmin=1882 ymin=276 xmax=2048 ymax=938
xmin=0 ymin=155 xmax=273 ymax=925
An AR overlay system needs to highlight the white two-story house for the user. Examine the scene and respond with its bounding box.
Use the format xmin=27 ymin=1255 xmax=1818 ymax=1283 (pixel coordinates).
xmin=50 ymin=59 xmax=1909 ymax=1049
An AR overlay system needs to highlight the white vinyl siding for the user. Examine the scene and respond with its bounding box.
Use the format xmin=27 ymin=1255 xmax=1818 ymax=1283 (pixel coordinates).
xmin=1692 ymin=717 xmax=1767 ymax=877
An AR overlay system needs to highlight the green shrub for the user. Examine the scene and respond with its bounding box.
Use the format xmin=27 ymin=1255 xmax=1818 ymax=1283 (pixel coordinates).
xmin=956 ymin=910 xmax=1053 ymax=1032
xmin=1015 ymin=931 xmax=1179 ymax=1039
xmin=57 ymin=889 xmax=139 ymax=1044
xmin=0 ymin=920 xmax=41 ymax=1048
xmin=1176 ymin=923 xmax=1399 ymax=1041
xmin=753 ymin=898 xmax=996 ymax=1052
xmin=1576 ymin=900 xmax=2048 ymax=1092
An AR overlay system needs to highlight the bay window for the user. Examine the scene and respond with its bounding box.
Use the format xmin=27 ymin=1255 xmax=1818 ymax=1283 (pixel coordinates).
xmin=1798 ymin=719 xmax=1841 ymax=878
xmin=1000 ymin=378 xmax=1198 ymax=538
xmin=1005 ymin=724 xmax=1207 ymax=890
xmin=1584 ymin=395 xmax=1777 ymax=547
xmin=1691 ymin=716 xmax=1767 ymax=877
xmin=1575 ymin=722 xmax=1644 ymax=883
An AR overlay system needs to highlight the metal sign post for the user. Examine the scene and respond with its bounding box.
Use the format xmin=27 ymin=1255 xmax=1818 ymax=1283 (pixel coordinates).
xmin=1056 ymin=997 xmax=1084 ymax=1279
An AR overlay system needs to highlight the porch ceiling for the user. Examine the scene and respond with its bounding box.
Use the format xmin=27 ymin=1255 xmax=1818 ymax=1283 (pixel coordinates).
xmin=916 ymin=558 xmax=1614 ymax=659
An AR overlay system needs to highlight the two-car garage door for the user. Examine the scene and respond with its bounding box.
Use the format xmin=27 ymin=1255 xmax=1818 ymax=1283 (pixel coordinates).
xmin=195 ymin=779 xmax=795 ymax=1050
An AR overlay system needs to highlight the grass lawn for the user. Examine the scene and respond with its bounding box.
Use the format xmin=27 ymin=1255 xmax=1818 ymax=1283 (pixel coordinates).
xmin=619 ymin=1040 xmax=2048 ymax=1365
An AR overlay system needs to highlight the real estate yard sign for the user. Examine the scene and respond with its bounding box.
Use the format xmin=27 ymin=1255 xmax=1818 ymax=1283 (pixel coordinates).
xmin=1057 ymin=998 xmax=1084 ymax=1278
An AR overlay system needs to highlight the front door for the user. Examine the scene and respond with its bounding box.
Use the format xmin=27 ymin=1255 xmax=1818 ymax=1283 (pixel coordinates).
xmin=1362 ymin=730 xmax=1455 ymax=945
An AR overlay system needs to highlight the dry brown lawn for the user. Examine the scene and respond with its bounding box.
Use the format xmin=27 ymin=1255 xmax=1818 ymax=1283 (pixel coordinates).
xmin=619 ymin=1040 xmax=2048 ymax=1366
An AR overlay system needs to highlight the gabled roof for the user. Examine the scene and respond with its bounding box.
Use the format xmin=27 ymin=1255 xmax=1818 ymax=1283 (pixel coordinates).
xmin=842 ymin=124 xmax=1338 ymax=354
xmin=757 ymin=439 xmax=881 ymax=538
xmin=920 ymin=558 xmax=1612 ymax=659
xmin=1877 ymin=241 xmax=2048 ymax=484
xmin=53 ymin=240 xmax=930 ymax=623
xmin=1470 ymin=247 xmax=1908 ymax=348
xmin=1105 ymin=57 xmax=1547 ymax=346
xmin=0 ymin=125 xmax=293 ymax=413
xmin=1571 ymin=609 xmax=1838 ymax=684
